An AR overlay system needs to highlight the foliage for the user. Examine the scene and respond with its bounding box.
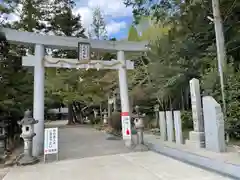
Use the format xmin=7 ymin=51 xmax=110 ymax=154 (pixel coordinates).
xmin=108 ymin=112 xmax=121 ymax=132
xmin=90 ymin=117 xmax=101 ymax=125
xmin=201 ymin=62 xmax=240 ymax=130
xmin=125 ymin=0 xmax=240 ymax=133
xmin=128 ymin=25 xmax=139 ymax=41
xmin=181 ymin=111 xmax=193 ymax=130
xmin=46 ymin=0 xmax=85 ymax=37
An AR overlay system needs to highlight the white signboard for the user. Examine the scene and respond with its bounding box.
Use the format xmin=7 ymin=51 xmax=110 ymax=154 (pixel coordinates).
xmin=44 ymin=128 xmax=58 ymax=155
xmin=121 ymin=116 xmax=131 ymax=140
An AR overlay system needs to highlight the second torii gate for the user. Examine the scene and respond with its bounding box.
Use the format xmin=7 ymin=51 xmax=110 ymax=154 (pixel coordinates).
xmin=1 ymin=28 xmax=148 ymax=157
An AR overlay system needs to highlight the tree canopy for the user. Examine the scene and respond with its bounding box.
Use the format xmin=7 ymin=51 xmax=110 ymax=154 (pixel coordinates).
xmin=1 ymin=0 xmax=240 ymax=138
xmin=125 ymin=0 xmax=240 ymax=131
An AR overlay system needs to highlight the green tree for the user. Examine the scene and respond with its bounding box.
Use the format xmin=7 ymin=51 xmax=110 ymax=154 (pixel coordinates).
xmin=90 ymin=7 xmax=107 ymax=40
xmin=128 ymin=25 xmax=139 ymax=41
xmin=125 ymin=0 xmax=240 ymax=133
xmin=44 ymin=0 xmax=112 ymax=124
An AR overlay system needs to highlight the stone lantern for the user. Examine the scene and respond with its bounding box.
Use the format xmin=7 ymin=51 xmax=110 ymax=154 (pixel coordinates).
xmin=103 ymin=109 xmax=108 ymax=124
xmin=133 ymin=106 xmax=148 ymax=151
xmin=0 ymin=121 xmax=6 ymax=159
xmin=17 ymin=110 xmax=39 ymax=165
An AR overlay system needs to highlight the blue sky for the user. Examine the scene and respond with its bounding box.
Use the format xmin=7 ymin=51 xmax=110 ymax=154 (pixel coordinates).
xmin=74 ymin=0 xmax=134 ymax=39
xmin=0 ymin=0 xmax=134 ymax=39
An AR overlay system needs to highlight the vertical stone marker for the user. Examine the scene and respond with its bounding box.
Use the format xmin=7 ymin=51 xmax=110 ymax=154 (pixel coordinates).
xmin=202 ymin=96 xmax=226 ymax=152
xmin=166 ymin=111 xmax=174 ymax=142
xmin=173 ymin=111 xmax=183 ymax=144
xmin=186 ymin=78 xmax=205 ymax=148
xmin=159 ymin=111 xmax=167 ymax=141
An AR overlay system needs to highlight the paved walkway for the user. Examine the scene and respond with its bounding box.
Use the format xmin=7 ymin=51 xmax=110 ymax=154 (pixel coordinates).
xmin=144 ymin=133 xmax=240 ymax=165
xmin=49 ymin=126 xmax=132 ymax=161
xmin=3 ymin=151 xmax=231 ymax=180
xmin=1 ymin=126 xmax=233 ymax=179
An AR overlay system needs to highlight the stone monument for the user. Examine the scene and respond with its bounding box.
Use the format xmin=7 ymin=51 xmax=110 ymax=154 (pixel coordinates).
xmin=17 ymin=110 xmax=39 ymax=165
xmin=186 ymin=78 xmax=205 ymax=148
xmin=173 ymin=111 xmax=183 ymax=144
xmin=159 ymin=111 xmax=167 ymax=141
xmin=202 ymin=96 xmax=226 ymax=152
xmin=166 ymin=111 xmax=174 ymax=142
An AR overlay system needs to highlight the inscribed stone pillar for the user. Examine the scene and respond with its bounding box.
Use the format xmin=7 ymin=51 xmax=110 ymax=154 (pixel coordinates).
xmin=166 ymin=111 xmax=174 ymax=142
xmin=159 ymin=111 xmax=167 ymax=141
xmin=202 ymin=96 xmax=226 ymax=152
xmin=187 ymin=78 xmax=205 ymax=148
xmin=173 ymin=111 xmax=183 ymax=144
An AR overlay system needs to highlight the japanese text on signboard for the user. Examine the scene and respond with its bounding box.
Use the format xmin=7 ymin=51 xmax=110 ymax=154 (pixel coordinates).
xmin=44 ymin=128 xmax=58 ymax=155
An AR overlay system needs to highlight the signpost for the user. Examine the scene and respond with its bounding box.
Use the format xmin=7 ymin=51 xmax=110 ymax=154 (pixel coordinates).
xmin=44 ymin=128 xmax=58 ymax=162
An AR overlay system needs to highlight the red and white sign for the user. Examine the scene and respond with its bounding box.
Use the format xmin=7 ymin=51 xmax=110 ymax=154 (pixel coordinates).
xmin=121 ymin=112 xmax=131 ymax=140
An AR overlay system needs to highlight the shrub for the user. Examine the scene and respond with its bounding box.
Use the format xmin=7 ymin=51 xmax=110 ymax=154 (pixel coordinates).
xmin=90 ymin=117 xmax=101 ymax=124
xmin=181 ymin=110 xmax=193 ymax=130
xmin=108 ymin=112 xmax=121 ymax=131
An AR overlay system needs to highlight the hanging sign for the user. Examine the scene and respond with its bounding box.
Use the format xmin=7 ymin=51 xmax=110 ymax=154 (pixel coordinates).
xmin=121 ymin=112 xmax=131 ymax=140
xmin=78 ymin=42 xmax=90 ymax=61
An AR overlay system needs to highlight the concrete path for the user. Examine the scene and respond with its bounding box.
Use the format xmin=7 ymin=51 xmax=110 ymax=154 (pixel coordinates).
xmin=3 ymin=151 xmax=231 ymax=180
xmin=50 ymin=126 xmax=132 ymax=161
xmin=1 ymin=126 xmax=232 ymax=179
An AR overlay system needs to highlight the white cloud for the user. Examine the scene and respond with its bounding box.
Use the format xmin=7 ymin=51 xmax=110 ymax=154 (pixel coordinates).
xmin=87 ymin=0 xmax=132 ymax=17
xmin=76 ymin=7 xmax=93 ymax=31
xmin=74 ymin=0 xmax=132 ymax=36
xmin=2 ymin=0 xmax=132 ymax=36
xmin=106 ymin=21 xmax=127 ymax=35
xmin=0 ymin=3 xmax=22 ymax=23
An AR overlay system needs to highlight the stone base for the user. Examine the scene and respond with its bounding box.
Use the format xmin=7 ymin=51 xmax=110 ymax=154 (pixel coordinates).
xmin=124 ymin=139 xmax=135 ymax=148
xmin=133 ymin=144 xmax=149 ymax=152
xmin=185 ymin=131 xmax=205 ymax=148
xmin=17 ymin=155 xmax=39 ymax=166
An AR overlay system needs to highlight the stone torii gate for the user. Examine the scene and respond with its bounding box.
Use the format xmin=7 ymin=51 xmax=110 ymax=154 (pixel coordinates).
xmin=1 ymin=28 xmax=148 ymax=157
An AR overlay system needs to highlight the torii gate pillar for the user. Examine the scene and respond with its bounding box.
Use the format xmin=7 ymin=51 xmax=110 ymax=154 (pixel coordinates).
xmin=117 ymin=51 xmax=133 ymax=146
xmin=32 ymin=44 xmax=45 ymax=157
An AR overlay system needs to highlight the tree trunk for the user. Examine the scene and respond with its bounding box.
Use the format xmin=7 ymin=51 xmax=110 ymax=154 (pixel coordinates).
xmin=71 ymin=102 xmax=79 ymax=124
xmin=67 ymin=103 xmax=74 ymax=125
xmin=156 ymin=111 xmax=159 ymax=128
xmin=76 ymin=102 xmax=84 ymax=123
xmin=73 ymin=101 xmax=83 ymax=124
xmin=181 ymin=88 xmax=185 ymax=110
xmin=100 ymin=103 xmax=102 ymax=122
xmin=107 ymin=95 xmax=111 ymax=118
xmin=113 ymin=96 xmax=117 ymax=112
